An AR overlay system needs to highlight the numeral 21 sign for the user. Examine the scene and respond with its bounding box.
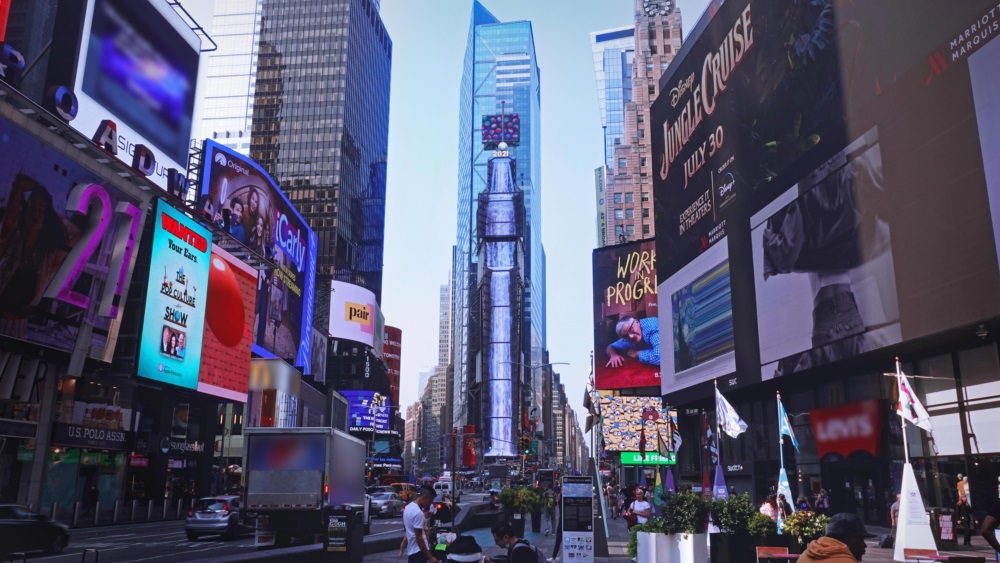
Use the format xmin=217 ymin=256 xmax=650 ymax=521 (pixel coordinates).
xmin=0 ymin=113 xmax=147 ymax=359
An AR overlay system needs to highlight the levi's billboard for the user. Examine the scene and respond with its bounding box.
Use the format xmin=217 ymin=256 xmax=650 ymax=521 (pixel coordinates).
xmin=198 ymin=139 xmax=318 ymax=372
xmin=809 ymin=399 xmax=881 ymax=458
xmin=0 ymin=112 xmax=147 ymax=360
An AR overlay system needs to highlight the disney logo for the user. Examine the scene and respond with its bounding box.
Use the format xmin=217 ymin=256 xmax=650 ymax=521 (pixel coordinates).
xmin=669 ymin=73 xmax=696 ymax=108
xmin=718 ymin=173 xmax=735 ymax=197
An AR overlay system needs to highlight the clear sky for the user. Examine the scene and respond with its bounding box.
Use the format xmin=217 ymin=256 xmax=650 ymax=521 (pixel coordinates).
xmin=380 ymin=0 xmax=710 ymax=435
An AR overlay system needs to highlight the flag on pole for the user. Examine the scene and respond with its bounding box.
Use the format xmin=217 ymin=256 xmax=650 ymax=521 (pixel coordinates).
xmin=657 ymin=429 xmax=671 ymax=459
xmin=665 ymin=467 xmax=676 ymax=495
xmin=715 ymin=385 xmax=748 ymax=438
xmin=896 ymin=362 xmax=933 ymax=432
xmin=777 ymin=394 xmax=799 ymax=452
xmin=705 ymin=413 xmax=718 ymax=466
xmin=654 ymin=468 xmax=664 ymax=507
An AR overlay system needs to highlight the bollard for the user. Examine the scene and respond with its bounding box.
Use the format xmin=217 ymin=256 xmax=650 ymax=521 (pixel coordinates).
xmin=50 ymin=502 xmax=58 ymax=521
xmin=131 ymin=500 xmax=138 ymax=521
xmin=176 ymin=499 xmax=183 ymax=518
xmin=94 ymin=501 xmax=100 ymax=525
xmin=162 ymin=500 xmax=168 ymax=519
xmin=82 ymin=547 xmax=99 ymax=562
xmin=113 ymin=500 xmax=120 ymax=523
xmin=73 ymin=501 xmax=81 ymax=526
xmin=147 ymin=500 xmax=154 ymax=521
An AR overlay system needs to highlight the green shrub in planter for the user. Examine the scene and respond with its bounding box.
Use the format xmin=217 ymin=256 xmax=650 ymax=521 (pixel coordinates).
xmin=661 ymin=491 xmax=711 ymax=536
xmin=710 ymin=493 xmax=759 ymax=536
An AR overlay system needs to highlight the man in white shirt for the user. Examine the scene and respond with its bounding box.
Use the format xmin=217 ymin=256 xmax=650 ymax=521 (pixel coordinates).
xmin=404 ymin=487 xmax=438 ymax=563
xmin=630 ymin=487 xmax=651 ymax=524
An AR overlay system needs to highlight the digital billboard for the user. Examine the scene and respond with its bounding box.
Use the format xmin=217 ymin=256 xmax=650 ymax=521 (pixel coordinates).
xmin=73 ymin=0 xmax=200 ymax=186
xmin=342 ymin=390 xmax=395 ymax=436
xmin=198 ymin=139 xmax=317 ymax=371
xmin=593 ymin=240 xmax=660 ymax=389
xmin=654 ymin=0 xmax=1000 ymax=396
xmin=481 ymin=114 xmax=520 ymax=148
xmin=328 ymin=281 xmax=385 ymax=356
xmin=136 ymin=200 xmax=211 ymax=390
xmin=382 ymin=326 xmax=401 ymax=408
xmin=598 ymin=395 xmax=675 ymax=453
xmin=197 ymin=247 xmax=258 ymax=402
xmin=0 ymin=113 xmax=146 ymax=360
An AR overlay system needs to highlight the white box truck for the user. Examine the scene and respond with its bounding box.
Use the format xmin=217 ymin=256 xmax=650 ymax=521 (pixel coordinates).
xmin=242 ymin=427 xmax=371 ymax=547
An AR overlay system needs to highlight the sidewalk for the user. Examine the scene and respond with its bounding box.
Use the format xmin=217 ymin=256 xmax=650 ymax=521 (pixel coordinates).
xmin=362 ymin=509 xmax=630 ymax=563
xmin=363 ymin=517 xmax=999 ymax=562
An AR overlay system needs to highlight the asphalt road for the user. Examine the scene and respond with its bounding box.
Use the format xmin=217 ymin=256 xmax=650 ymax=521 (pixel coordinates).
xmin=22 ymin=517 xmax=405 ymax=562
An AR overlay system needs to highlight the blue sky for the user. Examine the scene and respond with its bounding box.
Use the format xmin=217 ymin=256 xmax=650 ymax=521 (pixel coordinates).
xmin=380 ymin=0 xmax=710 ymax=433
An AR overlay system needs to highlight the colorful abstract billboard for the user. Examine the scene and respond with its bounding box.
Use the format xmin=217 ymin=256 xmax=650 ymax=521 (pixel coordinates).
xmin=481 ymin=114 xmax=520 ymax=148
xmin=73 ymin=0 xmax=200 ymax=185
xmin=0 ymin=113 xmax=146 ymax=360
xmin=328 ymin=281 xmax=385 ymax=356
xmin=198 ymin=139 xmax=317 ymax=371
xmin=593 ymin=240 xmax=659 ymax=389
xmin=382 ymin=326 xmax=401 ymax=407
xmin=136 ymin=200 xmax=212 ymax=390
xmin=198 ymin=247 xmax=257 ymax=402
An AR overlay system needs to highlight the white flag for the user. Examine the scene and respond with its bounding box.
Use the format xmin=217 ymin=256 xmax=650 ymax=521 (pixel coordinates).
xmin=715 ymin=387 xmax=748 ymax=438
xmin=897 ymin=366 xmax=932 ymax=432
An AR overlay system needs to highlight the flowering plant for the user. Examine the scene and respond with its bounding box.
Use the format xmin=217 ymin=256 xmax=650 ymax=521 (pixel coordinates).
xmin=781 ymin=510 xmax=831 ymax=545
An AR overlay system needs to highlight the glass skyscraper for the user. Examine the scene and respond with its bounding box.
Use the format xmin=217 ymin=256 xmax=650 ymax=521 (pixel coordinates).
xmin=250 ymin=0 xmax=391 ymax=305
xmin=453 ymin=1 xmax=545 ymax=460
xmin=202 ymin=0 xmax=263 ymax=156
xmin=591 ymin=26 xmax=634 ymax=170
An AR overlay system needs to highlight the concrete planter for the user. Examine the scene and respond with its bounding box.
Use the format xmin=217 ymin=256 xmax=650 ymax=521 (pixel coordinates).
xmin=637 ymin=532 xmax=708 ymax=563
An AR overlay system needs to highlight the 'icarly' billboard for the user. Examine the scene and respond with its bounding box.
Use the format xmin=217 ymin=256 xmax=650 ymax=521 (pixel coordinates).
xmin=198 ymin=139 xmax=317 ymax=371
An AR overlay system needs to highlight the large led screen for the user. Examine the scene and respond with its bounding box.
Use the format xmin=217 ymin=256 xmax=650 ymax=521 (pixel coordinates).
xmin=481 ymin=114 xmax=520 ymax=148
xmin=137 ymin=200 xmax=211 ymax=390
xmin=74 ymin=0 xmax=200 ymax=185
xmin=342 ymin=390 xmax=395 ymax=436
xmin=751 ymin=130 xmax=901 ymax=379
xmin=198 ymin=139 xmax=318 ymax=370
xmin=593 ymin=240 xmax=660 ymax=389
xmin=653 ymin=0 xmax=1000 ymax=395
xmin=328 ymin=281 xmax=385 ymax=356
xmin=598 ymin=395 xmax=676 ymax=453
xmin=0 ymin=113 xmax=146 ymax=359
xmin=198 ymin=247 xmax=258 ymax=402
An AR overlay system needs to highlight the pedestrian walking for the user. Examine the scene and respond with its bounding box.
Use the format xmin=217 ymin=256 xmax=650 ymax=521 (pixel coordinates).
xmin=542 ymin=485 xmax=557 ymax=536
xmin=955 ymin=493 xmax=974 ymax=546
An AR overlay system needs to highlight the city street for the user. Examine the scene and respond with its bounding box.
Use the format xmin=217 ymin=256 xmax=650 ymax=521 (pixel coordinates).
xmin=23 ymin=518 xmax=404 ymax=562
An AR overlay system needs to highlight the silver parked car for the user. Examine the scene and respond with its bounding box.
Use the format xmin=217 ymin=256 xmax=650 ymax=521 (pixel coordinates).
xmin=185 ymin=495 xmax=243 ymax=541
xmin=369 ymin=492 xmax=404 ymax=518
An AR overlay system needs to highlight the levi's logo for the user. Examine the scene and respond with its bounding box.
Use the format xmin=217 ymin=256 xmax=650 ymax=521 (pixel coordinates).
xmin=814 ymin=415 xmax=873 ymax=442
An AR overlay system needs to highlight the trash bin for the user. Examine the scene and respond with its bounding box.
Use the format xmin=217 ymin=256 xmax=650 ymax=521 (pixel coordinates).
xmin=927 ymin=507 xmax=958 ymax=550
xmin=323 ymin=504 xmax=364 ymax=562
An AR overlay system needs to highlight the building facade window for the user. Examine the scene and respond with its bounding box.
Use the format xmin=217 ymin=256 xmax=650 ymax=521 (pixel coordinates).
xmin=614 ymin=209 xmax=623 ymax=219
xmin=642 ymin=224 xmax=650 ymax=235
xmin=618 ymin=157 xmax=627 ymax=168
xmin=614 ymin=193 xmax=623 ymax=204
xmin=625 ymin=193 xmax=634 ymax=203
xmin=625 ymin=209 xmax=634 ymax=219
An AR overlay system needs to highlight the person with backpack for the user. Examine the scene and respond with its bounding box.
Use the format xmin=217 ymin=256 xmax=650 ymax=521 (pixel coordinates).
xmin=542 ymin=485 xmax=557 ymax=536
xmin=490 ymin=522 xmax=545 ymax=563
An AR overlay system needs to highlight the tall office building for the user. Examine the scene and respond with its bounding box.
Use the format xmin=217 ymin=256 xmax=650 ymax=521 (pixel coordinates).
xmin=452 ymin=1 xmax=545 ymax=462
xmin=250 ymin=0 xmax=391 ymax=306
xmin=202 ymin=0 xmax=262 ymax=156
xmin=592 ymin=0 xmax=682 ymax=246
